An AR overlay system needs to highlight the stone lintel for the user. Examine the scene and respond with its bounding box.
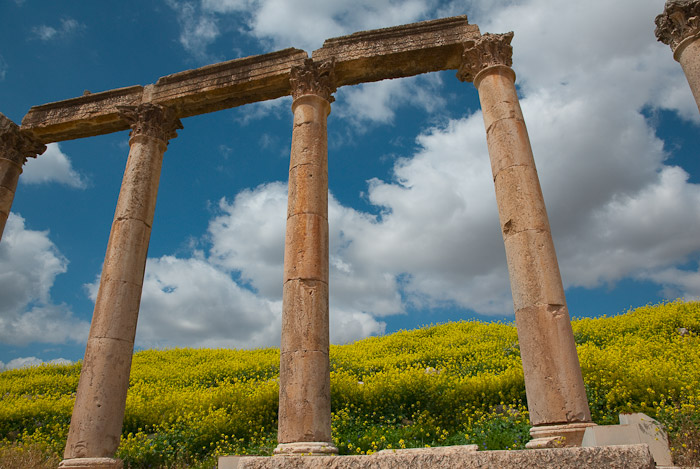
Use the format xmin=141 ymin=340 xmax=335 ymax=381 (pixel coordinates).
xmin=313 ymin=16 xmax=481 ymax=87
xmin=20 ymin=17 xmax=482 ymax=143
xmin=21 ymin=86 xmax=144 ymax=143
xmin=218 ymin=444 xmax=656 ymax=469
xmin=152 ymin=48 xmax=309 ymax=118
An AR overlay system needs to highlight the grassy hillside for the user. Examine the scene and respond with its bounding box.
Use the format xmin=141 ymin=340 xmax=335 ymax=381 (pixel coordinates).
xmin=0 ymin=300 xmax=698 ymax=468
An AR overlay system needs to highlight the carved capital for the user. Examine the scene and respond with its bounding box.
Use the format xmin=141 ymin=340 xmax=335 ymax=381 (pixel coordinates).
xmin=457 ymin=32 xmax=514 ymax=83
xmin=655 ymin=0 xmax=700 ymax=50
xmin=117 ymin=104 xmax=183 ymax=143
xmin=290 ymin=59 xmax=336 ymax=102
xmin=0 ymin=113 xmax=46 ymax=165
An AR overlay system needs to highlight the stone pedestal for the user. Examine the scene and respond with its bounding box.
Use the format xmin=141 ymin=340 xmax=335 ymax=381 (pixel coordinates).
xmin=61 ymin=104 xmax=181 ymax=466
xmin=656 ymin=0 xmax=700 ymax=114
xmin=458 ymin=33 xmax=593 ymax=446
xmin=275 ymin=59 xmax=338 ymax=456
xmin=0 ymin=113 xmax=45 ymax=242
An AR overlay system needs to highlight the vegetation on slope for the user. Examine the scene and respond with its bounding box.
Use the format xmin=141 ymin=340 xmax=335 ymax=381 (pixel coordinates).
xmin=0 ymin=300 xmax=698 ymax=468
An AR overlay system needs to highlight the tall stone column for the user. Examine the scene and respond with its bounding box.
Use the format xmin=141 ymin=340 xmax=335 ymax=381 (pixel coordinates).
xmin=457 ymin=33 xmax=594 ymax=448
xmin=60 ymin=104 xmax=182 ymax=469
xmin=0 ymin=113 xmax=46 ymax=242
xmin=656 ymin=0 xmax=700 ymax=114
xmin=275 ymin=59 xmax=338 ymax=456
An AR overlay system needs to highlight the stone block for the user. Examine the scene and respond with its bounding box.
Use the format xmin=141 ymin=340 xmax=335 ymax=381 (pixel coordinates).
xmin=485 ymin=116 xmax=536 ymax=178
xmin=278 ymin=350 xmax=331 ymax=444
xmin=582 ymin=413 xmax=673 ymax=466
xmin=476 ymin=67 xmax=523 ymax=131
xmin=281 ymin=279 xmax=330 ymax=353
xmin=287 ymin=163 xmax=328 ymax=219
xmin=21 ymin=86 xmax=144 ymax=143
xmin=493 ymin=165 xmax=550 ymax=238
xmin=219 ymin=444 xmax=656 ymax=468
xmin=313 ymin=16 xmax=480 ymax=87
xmin=503 ymin=229 xmax=566 ymax=311
xmin=113 ymin=140 xmax=164 ymax=224
xmin=283 ymin=213 xmax=329 ymax=282
xmin=0 ymin=157 xmax=22 ymax=189
xmin=59 ymin=457 xmax=123 ymax=468
xmin=64 ymin=337 xmax=134 ymax=458
xmin=101 ymin=217 xmax=152 ymax=282
xmin=89 ymin=275 xmax=145 ymax=342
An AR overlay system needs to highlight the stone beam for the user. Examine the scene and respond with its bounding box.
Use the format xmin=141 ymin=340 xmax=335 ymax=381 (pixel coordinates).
xmin=21 ymin=85 xmax=144 ymax=143
xmin=313 ymin=15 xmax=480 ymax=86
xmin=21 ymin=16 xmax=480 ymax=143
xmin=21 ymin=48 xmax=308 ymax=143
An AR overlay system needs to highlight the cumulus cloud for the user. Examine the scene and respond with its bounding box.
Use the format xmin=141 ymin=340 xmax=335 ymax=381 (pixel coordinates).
xmin=22 ymin=143 xmax=88 ymax=188
xmin=0 ymin=214 xmax=89 ymax=346
xmin=115 ymin=0 xmax=700 ymax=351
xmin=32 ymin=18 xmax=83 ymax=41
xmin=165 ymin=0 xmax=221 ymax=60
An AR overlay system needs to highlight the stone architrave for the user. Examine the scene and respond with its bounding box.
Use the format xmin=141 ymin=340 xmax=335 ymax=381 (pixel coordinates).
xmin=656 ymin=0 xmax=700 ymax=113
xmin=0 ymin=113 xmax=45 ymax=242
xmin=457 ymin=32 xmax=595 ymax=447
xmin=60 ymin=104 xmax=182 ymax=469
xmin=275 ymin=58 xmax=338 ymax=456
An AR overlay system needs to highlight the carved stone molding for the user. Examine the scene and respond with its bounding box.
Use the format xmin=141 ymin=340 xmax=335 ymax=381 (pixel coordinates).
xmin=0 ymin=113 xmax=46 ymax=165
xmin=290 ymin=59 xmax=336 ymax=102
xmin=655 ymin=0 xmax=700 ymax=50
xmin=117 ymin=103 xmax=183 ymax=143
xmin=457 ymin=32 xmax=514 ymax=83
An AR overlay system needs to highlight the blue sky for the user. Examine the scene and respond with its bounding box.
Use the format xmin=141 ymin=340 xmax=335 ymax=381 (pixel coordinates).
xmin=1 ymin=0 xmax=699 ymax=369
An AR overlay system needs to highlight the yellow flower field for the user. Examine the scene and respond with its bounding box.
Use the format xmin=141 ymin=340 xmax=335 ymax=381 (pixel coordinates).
xmin=0 ymin=300 xmax=698 ymax=468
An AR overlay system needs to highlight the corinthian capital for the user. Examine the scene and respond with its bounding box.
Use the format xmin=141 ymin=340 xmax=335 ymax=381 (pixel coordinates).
xmin=655 ymin=0 xmax=700 ymax=50
xmin=290 ymin=59 xmax=336 ymax=102
xmin=0 ymin=113 xmax=46 ymax=165
xmin=117 ymin=104 xmax=183 ymax=143
xmin=457 ymin=32 xmax=514 ymax=83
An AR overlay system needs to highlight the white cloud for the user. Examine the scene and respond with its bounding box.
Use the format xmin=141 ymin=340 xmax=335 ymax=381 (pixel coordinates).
xmin=166 ymin=0 xmax=221 ymax=60
xmin=0 ymin=356 xmax=72 ymax=371
xmin=22 ymin=143 xmax=87 ymax=188
xmin=0 ymin=214 xmax=90 ymax=346
xmin=32 ymin=17 xmax=84 ymax=41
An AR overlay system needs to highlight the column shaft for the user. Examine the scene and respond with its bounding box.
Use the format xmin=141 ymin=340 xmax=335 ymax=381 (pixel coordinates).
xmin=475 ymin=66 xmax=593 ymax=445
xmin=275 ymin=59 xmax=337 ymax=456
xmin=675 ymin=37 xmax=700 ymax=112
xmin=61 ymin=104 xmax=180 ymax=468
xmin=458 ymin=32 xmax=593 ymax=447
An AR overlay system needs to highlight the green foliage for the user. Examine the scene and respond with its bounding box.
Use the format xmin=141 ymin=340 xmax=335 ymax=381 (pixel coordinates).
xmin=0 ymin=300 xmax=698 ymax=468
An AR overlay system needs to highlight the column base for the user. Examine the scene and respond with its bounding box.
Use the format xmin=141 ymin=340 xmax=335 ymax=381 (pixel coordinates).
xmin=274 ymin=442 xmax=339 ymax=456
xmin=526 ymin=422 xmax=597 ymax=448
xmin=58 ymin=457 xmax=123 ymax=468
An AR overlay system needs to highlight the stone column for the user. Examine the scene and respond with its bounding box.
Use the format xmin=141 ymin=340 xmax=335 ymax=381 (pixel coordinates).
xmin=274 ymin=59 xmax=338 ymax=456
xmin=0 ymin=113 xmax=45 ymax=242
xmin=656 ymin=0 xmax=700 ymax=114
xmin=458 ymin=33 xmax=594 ymax=448
xmin=60 ymin=104 xmax=181 ymax=469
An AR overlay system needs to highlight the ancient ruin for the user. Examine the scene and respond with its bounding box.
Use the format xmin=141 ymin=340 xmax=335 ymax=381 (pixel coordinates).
xmin=2 ymin=4 xmax=693 ymax=466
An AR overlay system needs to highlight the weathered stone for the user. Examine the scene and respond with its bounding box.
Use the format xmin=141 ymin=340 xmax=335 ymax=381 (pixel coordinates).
xmin=63 ymin=337 xmax=134 ymax=459
xmin=656 ymin=0 xmax=700 ymax=113
xmin=469 ymin=33 xmax=593 ymax=441
xmin=0 ymin=113 xmax=45 ymax=241
xmin=278 ymin=351 xmax=332 ymax=445
xmin=283 ymin=214 xmax=330 ymax=282
xmin=62 ymin=105 xmax=179 ymax=466
xmin=313 ymin=16 xmax=481 ymax=87
xmin=220 ymin=444 xmax=656 ymax=469
xmin=281 ymin=280 xmax=330 ymax=353
xmin=59 ymin=457 xmax=123 ymax=468
xmin=582 ymin=413 xmax=673 ymax=466
xmin=278 ymin=73 xmax=336 ymax=455
xmin=21 ymin=86 xmax=144 ymax=143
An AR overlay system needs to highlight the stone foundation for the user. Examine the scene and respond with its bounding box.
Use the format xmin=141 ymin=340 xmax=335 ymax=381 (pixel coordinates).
xmin=219 ymin=444 xmax=656 ymax=469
